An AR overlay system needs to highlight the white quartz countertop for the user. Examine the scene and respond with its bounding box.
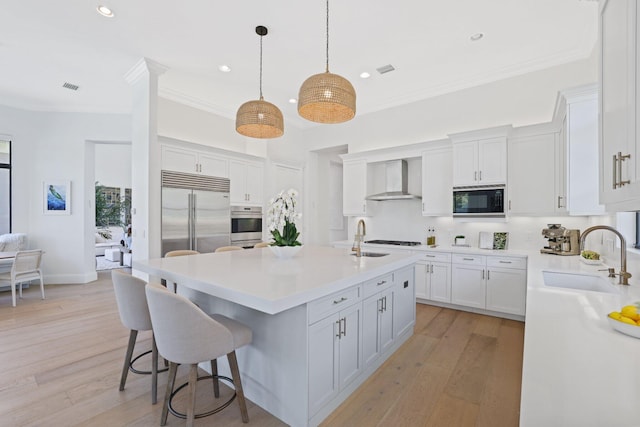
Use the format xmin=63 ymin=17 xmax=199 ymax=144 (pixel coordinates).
xmin=134 ymin=245 xmax=420 ymax=315
xmin=332 ymin=240 xmax=529 ymax=257
xmin=520 ymin=252 xmax=640 ymax=426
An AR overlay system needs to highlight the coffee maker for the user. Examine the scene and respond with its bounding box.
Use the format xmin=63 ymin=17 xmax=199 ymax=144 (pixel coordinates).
xmin=540 ymin=224 xmax=580 ymax=255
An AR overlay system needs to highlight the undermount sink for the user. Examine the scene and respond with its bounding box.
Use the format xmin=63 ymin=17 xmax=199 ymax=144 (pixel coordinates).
xmin=351 ymin=252 xmax=389 ymax=257
xmin=542 ymin=271 xmax=619 ymax=294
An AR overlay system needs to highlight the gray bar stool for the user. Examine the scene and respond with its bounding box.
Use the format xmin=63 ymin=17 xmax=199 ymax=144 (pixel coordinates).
xmin=163 ymin=250 xmax=199 ymax=292
xmin=145 ymin=283 xmax=252 ymax=427
xmin=112 ymin=270 xmax=167 ymax=404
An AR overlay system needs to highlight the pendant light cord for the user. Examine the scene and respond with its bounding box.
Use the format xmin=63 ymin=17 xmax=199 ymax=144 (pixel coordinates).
xmin=259 ymin=34 xmax=264 ymax=99
xmin=325 ymin=0 xmax=330 ymax=73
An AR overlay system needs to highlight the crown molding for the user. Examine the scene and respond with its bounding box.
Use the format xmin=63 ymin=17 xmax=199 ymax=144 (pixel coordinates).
xmin=124 ymin=58 xmax=169 ymax=85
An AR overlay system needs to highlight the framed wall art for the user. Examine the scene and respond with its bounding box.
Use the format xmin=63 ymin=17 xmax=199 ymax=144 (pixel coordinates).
xmin=43 ymin=180 xmax=71 ymax=215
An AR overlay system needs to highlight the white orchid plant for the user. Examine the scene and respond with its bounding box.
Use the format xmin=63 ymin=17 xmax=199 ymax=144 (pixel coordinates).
xmin=267 ymin=189 xmax=302 ymax=247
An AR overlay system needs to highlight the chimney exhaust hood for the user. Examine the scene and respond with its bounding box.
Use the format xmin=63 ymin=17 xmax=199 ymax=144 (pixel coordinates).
xmin=366 ymin=159 xmax=422 ymax=201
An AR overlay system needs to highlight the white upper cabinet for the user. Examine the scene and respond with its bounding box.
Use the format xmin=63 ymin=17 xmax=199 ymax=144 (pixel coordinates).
xmin=450 ymin=126 xmax=510 ymax=187
xmin=161 ymin=144 xmax=228 ymax=178
xmin=342 ymin=159 xmax=372 ymax=216
xmin=229 ymin=160 xmax=264 ymax=206
xmin=422 ymin=146 xmax=452 ymax=216
xmin=508 ymin=130 xmax=562 ymax=216
xmin=599 ymin=0 xmax=640 ymax=210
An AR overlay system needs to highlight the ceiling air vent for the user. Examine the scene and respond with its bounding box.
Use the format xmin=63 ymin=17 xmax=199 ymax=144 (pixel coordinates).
xmin=376 ymin=64 xmax=395 ymax=75
xmin=62 ymin=82 xmax=79 ymax=91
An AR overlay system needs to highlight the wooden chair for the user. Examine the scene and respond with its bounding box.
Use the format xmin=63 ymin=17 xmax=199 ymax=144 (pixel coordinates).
xmin=253 ymin=242 xmax=270 ymax=248
xmin=111 ymin=270 xmax=166 ymax=404
xmin=164 ymin=250 xmax=199 ymax=293
xmin=214 ymin=246 xmax=243 ymax=253
xmin=0 ymin=249 xmax=44 ymax=307
xmin=145 ymin=283 xmax=252 ymax=426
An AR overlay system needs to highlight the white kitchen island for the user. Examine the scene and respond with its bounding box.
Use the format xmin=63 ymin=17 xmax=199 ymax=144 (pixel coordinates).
xmin=134 ymin=245 xmax=420 ymax=427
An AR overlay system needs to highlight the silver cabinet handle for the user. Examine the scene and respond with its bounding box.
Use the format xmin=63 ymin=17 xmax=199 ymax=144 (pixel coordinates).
xmin=479 ymin=170 xmax=482 ymax=181
xmin=509 ymin=200 xmax=511 ymax=211
xmin=620 ymin=152 xmax=631 ymax=187
xmin=430 ymin=264 xmax=434 ymax=274
xmin=499 ymin=260 xmax=512 ymax=264
xmin=422 ymin=202 xmax=425 ymax=211
xmin=383 ymin=296 xmax=387 ymax=312
xmin=378 ymin=297 xmax=384 ymax=313
xmin=487 ymin=270 xmax=490 ymax=280
xmin=377 ymin=280 xmax=387 ymax=286
xmin=333 ymin=297 xmax=347 ymax=305
xmin=363 ymin=203 xmax=366 ymax=213
xmin=463 ymin=258 xmax=474 ymax=261
xmin=557 ymin=196 xmax=564 ymax=208
xmin=482 ymin=269 xmax=485 ymax=280
xmin=335 ymin=319 xmax=341 ymax=338
xmin=342 ymin=317 xmax=346 ymax=337
xmin=474 ymin=171 xmax=477 ymax=181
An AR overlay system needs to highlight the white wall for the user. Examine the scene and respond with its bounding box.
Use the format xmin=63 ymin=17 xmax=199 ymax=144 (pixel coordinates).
xmin=0 ymin=104 xmax=131 ymax=284
xmin=302 ymin=54 xmax=597 ymax=154
xmin=95 ymin=143 xmax=132 ymax=189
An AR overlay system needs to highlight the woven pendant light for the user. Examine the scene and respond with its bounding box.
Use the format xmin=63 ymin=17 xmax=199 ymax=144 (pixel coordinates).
xmin=236 ymin=26 xmax=284 ymax=139
xmin=298 ymin=0 xmax=356 ymax=124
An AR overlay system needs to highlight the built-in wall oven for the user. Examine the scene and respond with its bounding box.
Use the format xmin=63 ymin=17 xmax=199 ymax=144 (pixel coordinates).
xmin=230 ymin=206 xmax=263 ymax=248
xmin=453 ymin=185 xmax=505 ymax=217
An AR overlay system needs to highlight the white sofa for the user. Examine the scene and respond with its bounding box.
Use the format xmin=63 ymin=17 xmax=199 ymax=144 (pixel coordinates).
xmin=95 ymin=228 xmax=122 ymax=256
xmin=0 ymin=233 xmax=27 ymax=252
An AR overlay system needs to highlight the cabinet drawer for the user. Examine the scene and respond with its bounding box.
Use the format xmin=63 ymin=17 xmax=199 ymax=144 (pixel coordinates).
xmin=308 ymin=286 xmax=360 ymax=325
xmin=487 ymin=256 xmax=526 ymax=270
xmin=452 ymin=254 xmax=486 ymax=266
xmin=363 ymin=274 xmax=393 ymax=299
xmin=419 ymin=252 xmax=451 ymax=263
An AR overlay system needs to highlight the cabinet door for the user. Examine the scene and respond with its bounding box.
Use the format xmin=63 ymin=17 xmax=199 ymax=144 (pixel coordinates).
xmin=308 ymin=314 xmax=339 ymax=416
xmin=415 ymin=263 xmax=428 ymax=299
xmin=600 ymin=0 xmax=636 ymax=204
xmin=162 ymin=146 xmax=198 ymax=174
xmin=338 ymin=303 xmax=362 ymax=389
xmin=342 ymin=160 xmax=369 ymax=216
xmin=508 ymin=133 xmax=557 ymax=215
xmin=245 ymin=163 xmax=264 ymax=205
xmin=451 ymin=264 xmax=486 ymax=309
xmin=452 ymin=141 xmax=478 ymax=186
xmin=379 ymin=288 xmax=394 ymax=354
xmin=199 ymin=153 xmax=228 ymax=178
xmin=429 ymin=261 xmax=451 ymax=303
xmin=393 ymin=267 xmax=415 ymax=339
xmin=229 ymin=161 xmax=247 ymax=204
xmin=362 ymin=295 xmax=381 ymax=366
xmin=486 ymin=267 xmax=527 ymax=315
xmin=478 ymin=137 xmax=507 ymax=184
xmin=422 ymin=147 xmax=453 ymax=216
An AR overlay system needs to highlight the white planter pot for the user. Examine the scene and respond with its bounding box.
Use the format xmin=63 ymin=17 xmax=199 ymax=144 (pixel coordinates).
xmin=269 ymin=245 xmax=303 ymax=259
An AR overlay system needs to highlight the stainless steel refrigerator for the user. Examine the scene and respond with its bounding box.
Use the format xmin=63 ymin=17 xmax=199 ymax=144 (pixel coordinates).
xmin=161 ymin=170 xmax=230 ymax=256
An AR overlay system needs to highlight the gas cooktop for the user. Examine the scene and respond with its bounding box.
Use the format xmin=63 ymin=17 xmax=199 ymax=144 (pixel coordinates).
xmin=364 ymin=240 xmax=422 ymax=246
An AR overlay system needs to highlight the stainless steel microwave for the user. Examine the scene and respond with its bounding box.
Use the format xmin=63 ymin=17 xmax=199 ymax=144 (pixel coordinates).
xmin=453 ymin=185 xmax=505 ymax=217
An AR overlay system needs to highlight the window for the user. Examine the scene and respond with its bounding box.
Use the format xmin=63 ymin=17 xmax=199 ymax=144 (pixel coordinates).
xmin=0 ymin=140 xmax=10 ymax=234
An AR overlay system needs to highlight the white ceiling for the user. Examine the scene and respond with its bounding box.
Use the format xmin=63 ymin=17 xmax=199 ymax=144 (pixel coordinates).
xmin=0 ymin=0 xmax=598 ymax=130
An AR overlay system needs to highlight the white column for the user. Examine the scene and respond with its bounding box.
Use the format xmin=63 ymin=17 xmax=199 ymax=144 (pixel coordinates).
xmin=124 ymin=58 xmax=168 ymax=277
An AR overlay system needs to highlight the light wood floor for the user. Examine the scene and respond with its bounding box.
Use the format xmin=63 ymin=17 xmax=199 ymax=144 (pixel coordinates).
xmin=0 ymin=271 xmax=524 ymax=426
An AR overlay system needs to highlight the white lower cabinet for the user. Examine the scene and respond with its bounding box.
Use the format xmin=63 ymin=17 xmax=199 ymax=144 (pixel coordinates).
xmin=451 ymin=254 xmax=527 ymax=316
xmin=451 ymin=255 xmax=487 ymax=309
xmin=420 ymin=251 xmax=527 ymax=319
xmin=362 ymin=274 xmax=394 ymax=367
xmin=393 ymin=266 xmax=416 ymax=339
xmin=485 ymin=258 xmax=527 ymax=316
xmin=308 ymin=297 xmax=362 ymax=417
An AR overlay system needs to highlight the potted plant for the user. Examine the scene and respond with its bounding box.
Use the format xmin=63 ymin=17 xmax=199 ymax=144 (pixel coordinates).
xmin=267 ymin=189 xmax=302 ymax=258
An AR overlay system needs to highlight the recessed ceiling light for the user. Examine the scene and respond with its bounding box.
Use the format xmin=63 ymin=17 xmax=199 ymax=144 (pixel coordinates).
xmin=96 ymin=5 xmax=114 ymax=18
xmin=360 ymin=72 xmax=371 ymax=79
xmin=218 ymin=64 xmax=231 ymax=73
xmin=289 ymin=98 xmax=297 ymax=104
xmin=470 ymin=33 xmax=484 ymax=42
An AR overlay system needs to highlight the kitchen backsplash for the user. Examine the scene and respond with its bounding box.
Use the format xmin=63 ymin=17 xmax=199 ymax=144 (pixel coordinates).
xmin=346 ymin=199 xmax=611 ymax=251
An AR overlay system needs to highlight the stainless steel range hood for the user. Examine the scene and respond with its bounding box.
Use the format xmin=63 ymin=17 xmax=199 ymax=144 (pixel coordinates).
xmin=366 ymin=159 xmax=422 ymax=201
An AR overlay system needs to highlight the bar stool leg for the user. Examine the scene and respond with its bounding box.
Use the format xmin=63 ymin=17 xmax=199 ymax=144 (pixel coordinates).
xmin=227 ymin=351 xmax=249 ymax=423
xmin=119 ymin=330 xmax=138 ymax=391
xmin=211 ymin=359 xmax=220 ymax=398
xmin=187 ymin=364 xmax=198 ymax=427
xmin=162 ymin=362 xmax=178 ymax=426
xmin=151 ymin=335 xmax=159 ymax=404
